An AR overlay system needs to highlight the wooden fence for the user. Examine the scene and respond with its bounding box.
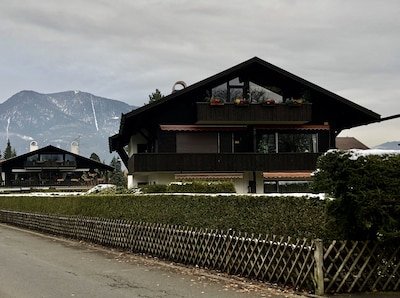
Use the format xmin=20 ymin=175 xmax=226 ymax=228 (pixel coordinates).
xmin=323 ymin=240 xmax=399 ymax=293
xmin=0 ymin=210 xmax=398 ymax=295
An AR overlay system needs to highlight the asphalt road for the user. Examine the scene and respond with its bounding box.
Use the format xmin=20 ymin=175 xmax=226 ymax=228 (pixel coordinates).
xmin=0 ymin=224 xmax=307 ymax=298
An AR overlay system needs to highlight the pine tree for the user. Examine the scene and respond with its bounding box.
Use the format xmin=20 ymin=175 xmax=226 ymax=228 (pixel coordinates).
xmin=89 ymin=152 xmax=101 ymax=162
xmin=3 ymin=139 xmax=16 ymax=159
xmin=148 ymin=89 xmax=164 ymax=103
xmin=109 ymin=156 xmax=125 ymax=187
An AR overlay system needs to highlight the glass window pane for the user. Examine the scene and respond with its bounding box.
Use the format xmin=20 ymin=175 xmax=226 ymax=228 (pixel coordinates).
xmin=229 ymin=77 xmax=244 ymax=86
xmin=249 ymin=82 xmax=283 ymax=103
xmin=278 ymin=181 xmax=311 ymax=193
xmin=27 ymin=154 xmax=39 ymax=161
xmin=65 ymin=154 xmax=76 ymax=162
xmin=211 ymin=83 xmax=227 ymax=102
xmin=264 ymin=181 xmax=277 ymax=193
xmin=278 ymin=133 xmax=317 ymax=153
xmin=257 ymin=133 xmax=276 ymax=153
xmin=230 ymin=88 xmax=244 ymax=102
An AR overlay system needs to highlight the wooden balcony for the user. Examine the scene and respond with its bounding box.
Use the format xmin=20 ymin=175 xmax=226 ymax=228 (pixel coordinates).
xmin=8 ymin=178 xmax=101 ymax=189
xmin=196 ymin=102 xmax=312 ymax=124
xmin=129 ymin=152 xmax=321 ymax=173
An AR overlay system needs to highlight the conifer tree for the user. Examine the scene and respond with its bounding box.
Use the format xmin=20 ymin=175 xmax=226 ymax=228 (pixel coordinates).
xmin=109 ymin=156 xmax=125 ymax=186
xmin=312 ymin=150 xmax=400 ymax=242
xmin=89 ymin=152 xmax=101 ymax=162
xmin=148 ymin=89 xmax=164 ymax=103
xmin=3 ymin=139 xmax=16 ymax=159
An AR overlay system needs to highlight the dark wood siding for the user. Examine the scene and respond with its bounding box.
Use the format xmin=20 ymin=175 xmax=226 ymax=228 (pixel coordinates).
xmin=318 ymin=131 xmax=330 ymax=152
xmin=158 ymin=131 xmax=176 ymax=153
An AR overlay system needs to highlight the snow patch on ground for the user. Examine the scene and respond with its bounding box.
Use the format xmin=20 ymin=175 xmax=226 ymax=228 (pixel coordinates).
xmin=0 ymin=191 xmax=84 ymax=196
xmin=0 ymin=189 xmax=327 ymax=200
xmin=140 ymin=192 xmax=328 ymax=200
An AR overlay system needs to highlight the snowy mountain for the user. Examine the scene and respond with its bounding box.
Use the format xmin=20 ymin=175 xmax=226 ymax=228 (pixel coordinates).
xmin=372 ymin=141 xmax=400 ymax=150
xmin=0 ymin=90 xmax=136 ymax=163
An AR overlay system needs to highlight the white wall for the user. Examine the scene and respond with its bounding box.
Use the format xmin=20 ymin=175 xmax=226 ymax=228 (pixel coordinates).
xmin=240 ymin=171 xmax=264 ymax=194
xmin=128 ymin=172 xmax=175 ymax=189
xmin=128 ymin=132 xmax=148 ymax=157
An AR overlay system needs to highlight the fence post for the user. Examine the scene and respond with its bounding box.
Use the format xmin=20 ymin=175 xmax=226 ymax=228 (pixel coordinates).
xmin=314 ymin=239 xmax=324 ymax=295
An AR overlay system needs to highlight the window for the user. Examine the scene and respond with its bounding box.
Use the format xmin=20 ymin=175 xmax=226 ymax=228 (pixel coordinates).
xmin=211 ymin=83 xmax=228 ymax=102
xmin=264 ymin=180 xmax=311 ymax=193
xmin=27 ymin=154 xmax=39 ymax=161
xmin=228 ymin=78 xmax=245 ymax=102
xmin=211 ymin=77 xmax=248 ymax=103
xmin=257 ymin=132 xmax=318 ymax=153
xmin=210 ymin=79 xmax=283 ymax=103
xmin=278 ymin=181 xmax=311 ymax=193
xmin=40 ymin=153 xmax=63 ymax=161
xmin=278 ymin=133 xmax=317 ymax=153
xmin=257 ymin=133 xmax=276 ymax=153
xmin=249 ymin=82 xmax=283 ymax=103
xmin=65 ymin=154 xmax=76 ymax=162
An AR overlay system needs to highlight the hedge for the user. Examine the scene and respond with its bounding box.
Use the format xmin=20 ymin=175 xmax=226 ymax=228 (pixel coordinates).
xmin=139 ymin=181 xmax=236 ymax=193
xmin=0 ymin=194 xmax=330 ymax=239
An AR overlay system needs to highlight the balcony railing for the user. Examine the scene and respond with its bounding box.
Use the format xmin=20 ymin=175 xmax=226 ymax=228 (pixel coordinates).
xmin=129 ymin=152 xmax=321 ymax=173
xmin=8 ymin=178 xmax=101 ymax=188
xmin=196 ymin=102 xmax=312 ymax=124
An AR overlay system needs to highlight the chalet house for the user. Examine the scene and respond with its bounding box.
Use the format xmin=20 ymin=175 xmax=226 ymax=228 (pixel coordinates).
xmin=0 ymin=143 xmax=113 ymax=188
xmin=109 ymin=57 xmax=381 ymax=193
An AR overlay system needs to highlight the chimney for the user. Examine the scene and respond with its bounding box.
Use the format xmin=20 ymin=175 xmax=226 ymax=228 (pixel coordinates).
xmin=71 ymin=141 xmax=79 ymax=155
xmin=30 ymin=141 xmax=39 ymax=152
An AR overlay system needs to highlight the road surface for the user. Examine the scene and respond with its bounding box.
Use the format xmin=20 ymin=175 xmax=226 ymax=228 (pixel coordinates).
xmin=0 ymin=224 xmax=307 ymax=298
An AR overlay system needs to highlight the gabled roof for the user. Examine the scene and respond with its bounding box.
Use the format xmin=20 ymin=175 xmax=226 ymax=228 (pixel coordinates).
xmin=109 ymin=57 xmax=381 ymax=152
xmin=0 ymin=145 xmax=114 ymax=171
xmin=120 ymin=56 xmax=380 ymax=125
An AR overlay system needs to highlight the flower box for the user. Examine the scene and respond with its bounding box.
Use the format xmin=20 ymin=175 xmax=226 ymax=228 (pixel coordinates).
xmin=234 ymin=98 xmax=250 ymax=106
xmin=261 ymin=99 xmax=276 ymax=106
xmin=209 ymin=98 xmax=224 ymax=106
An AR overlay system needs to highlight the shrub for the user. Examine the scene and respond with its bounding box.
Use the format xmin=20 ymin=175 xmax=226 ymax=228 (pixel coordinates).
xmin=166 ymin=181 xmax=236 ymax=193
xmin=311 ymin=150 xmax=400 ymax=242
xmin=140 ymin=184 xmax=168 ymax=193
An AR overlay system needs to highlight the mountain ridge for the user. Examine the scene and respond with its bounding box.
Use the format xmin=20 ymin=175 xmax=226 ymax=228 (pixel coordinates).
xmin=372 ymin=141 xmax=400 ymax=150
xmin=0 ymin=90 xmax=136 ymax=163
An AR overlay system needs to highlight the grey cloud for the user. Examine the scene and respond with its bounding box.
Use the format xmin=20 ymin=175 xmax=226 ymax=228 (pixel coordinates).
xmin=0 ymin=0 xmax=399 ymax=147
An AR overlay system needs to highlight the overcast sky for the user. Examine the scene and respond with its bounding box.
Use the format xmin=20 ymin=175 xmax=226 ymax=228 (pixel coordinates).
xmin=1 ymin=0 xmax=399 ymax=147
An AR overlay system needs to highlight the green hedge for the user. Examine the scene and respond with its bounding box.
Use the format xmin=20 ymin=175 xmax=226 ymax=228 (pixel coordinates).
xmin=0 ymin=194 xmax=329 ymax=239
xmin=139 ymin=181 xmax=236 ymax=193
